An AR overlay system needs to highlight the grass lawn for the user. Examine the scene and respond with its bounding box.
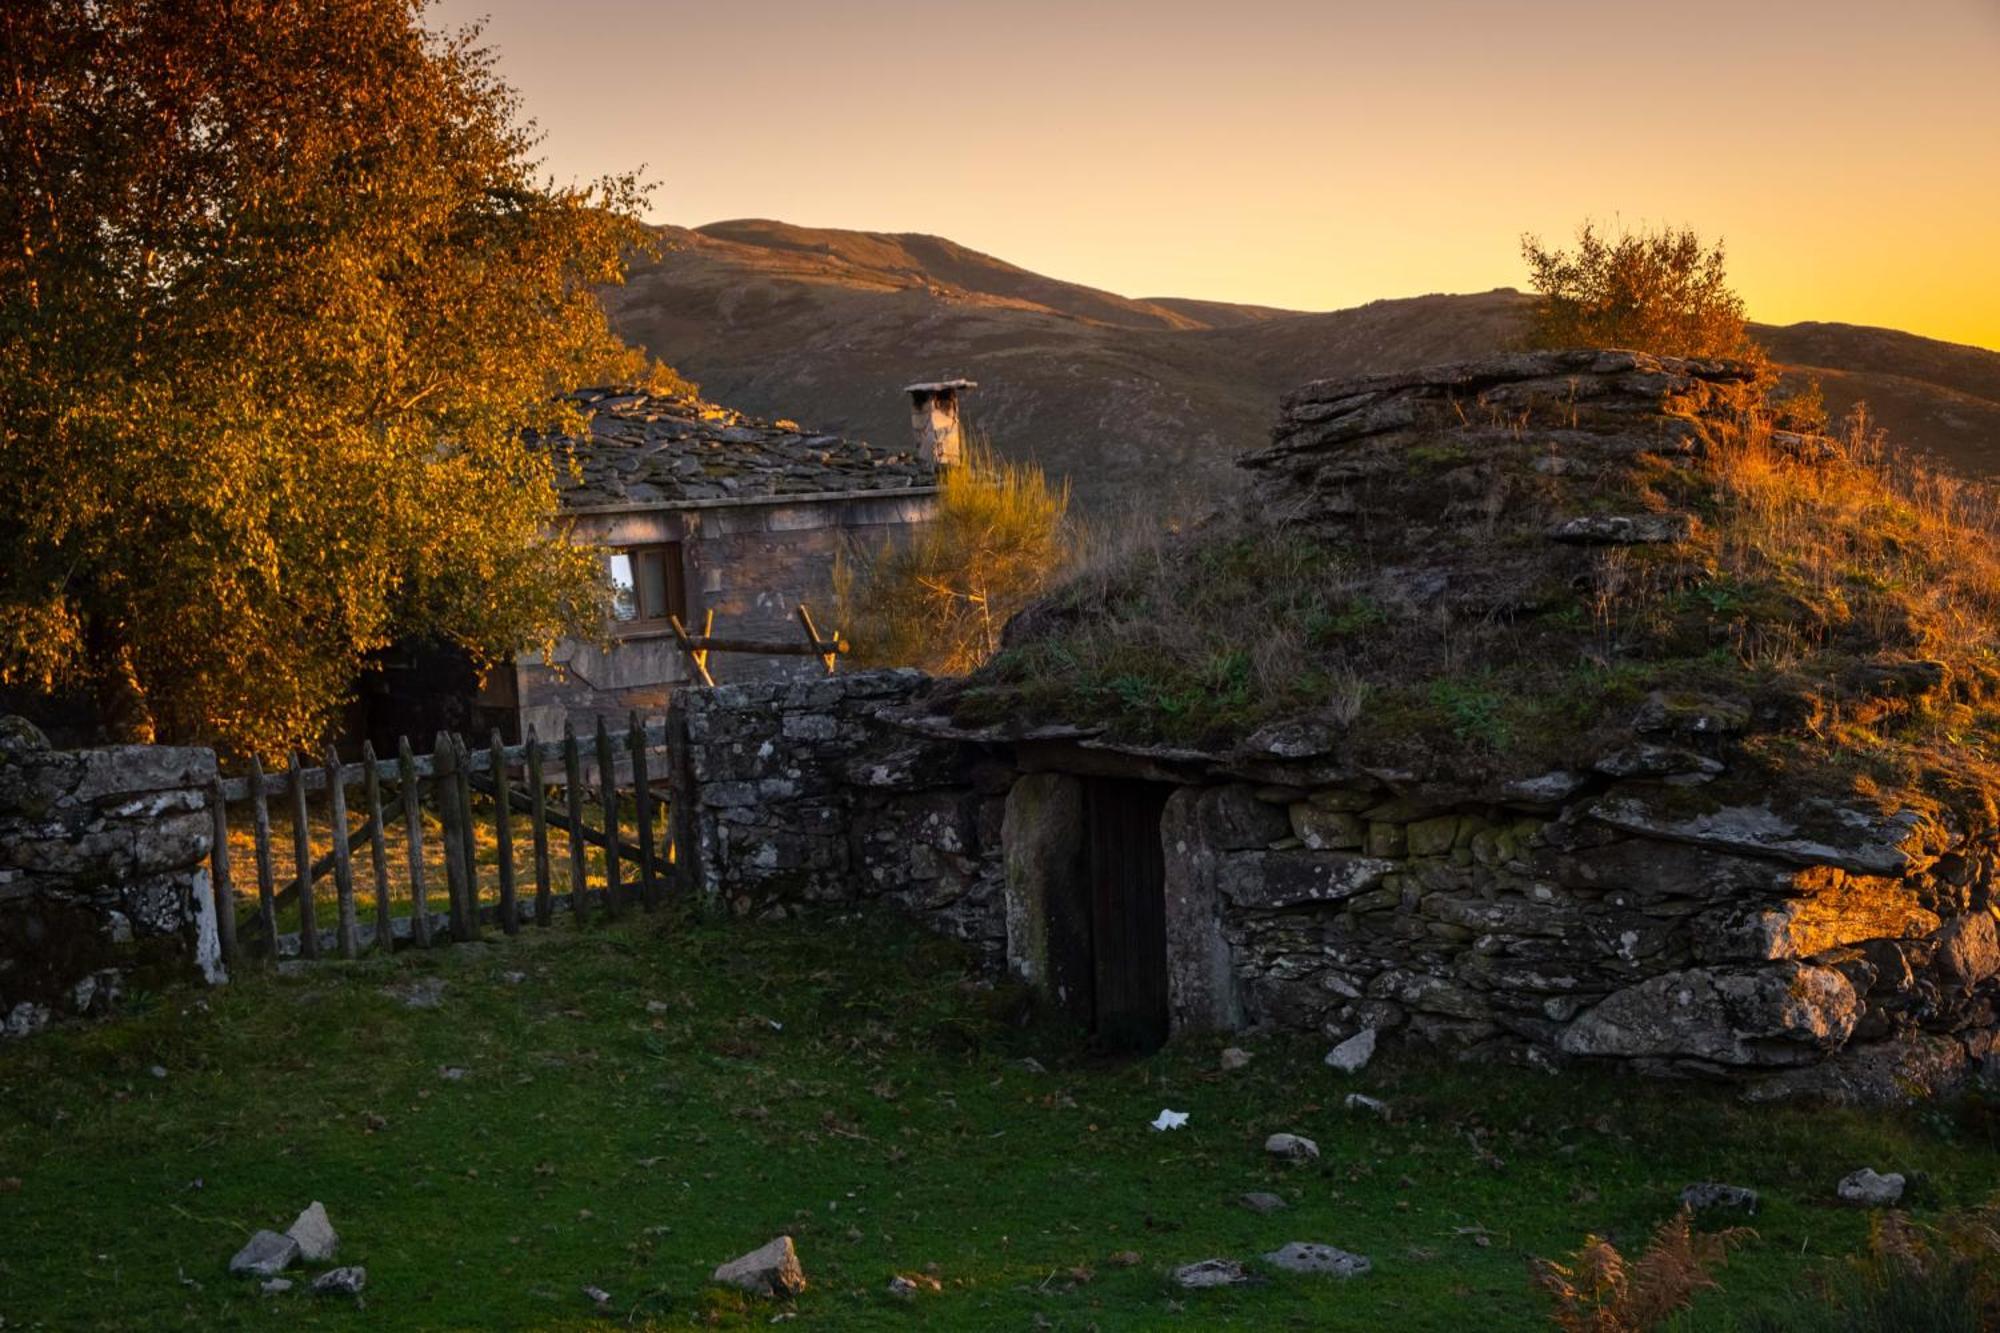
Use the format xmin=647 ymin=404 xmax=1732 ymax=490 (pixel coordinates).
xmin=2 ymin=910 xmax=1997 ymax=1330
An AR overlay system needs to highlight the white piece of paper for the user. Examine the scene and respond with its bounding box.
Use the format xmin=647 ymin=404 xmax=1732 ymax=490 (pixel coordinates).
xmin=1150 ymin=1108 xmax=1190 ymax=1131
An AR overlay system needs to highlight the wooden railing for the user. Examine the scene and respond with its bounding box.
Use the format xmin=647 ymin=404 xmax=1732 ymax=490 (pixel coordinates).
xmin=207 ymin=713 xmax=675 ymax=964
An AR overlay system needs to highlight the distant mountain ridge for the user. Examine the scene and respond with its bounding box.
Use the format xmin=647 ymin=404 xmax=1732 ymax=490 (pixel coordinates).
xmin=602 ymin=219 xmax=2000 ymax=512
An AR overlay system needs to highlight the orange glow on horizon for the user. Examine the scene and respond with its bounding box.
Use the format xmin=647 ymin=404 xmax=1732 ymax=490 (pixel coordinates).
xmin=434 ymin=0 xmax=2000 ymax=352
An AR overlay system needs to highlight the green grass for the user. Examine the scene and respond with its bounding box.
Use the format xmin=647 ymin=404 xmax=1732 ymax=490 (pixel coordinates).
xmin=2 ymin=911 xmax=1997 ymax=1330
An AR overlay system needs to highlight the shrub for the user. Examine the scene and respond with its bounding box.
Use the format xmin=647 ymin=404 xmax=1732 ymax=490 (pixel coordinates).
xmin=1521 ymin=221 xmax=1763 ymax=364
xmin=1530 ymin=1207 xmax=1753 ymax=1332
xmin=836 ymin=440 xmax=1070 ymax=676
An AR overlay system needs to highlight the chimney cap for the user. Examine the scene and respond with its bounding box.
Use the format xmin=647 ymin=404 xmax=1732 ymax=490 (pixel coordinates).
xmin=904 ymin=379 xmax=978 ymax=394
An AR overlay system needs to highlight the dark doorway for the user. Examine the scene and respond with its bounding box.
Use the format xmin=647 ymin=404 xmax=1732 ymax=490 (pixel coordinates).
xmin=1083 ymin=777 xmax=1172 ymax=1053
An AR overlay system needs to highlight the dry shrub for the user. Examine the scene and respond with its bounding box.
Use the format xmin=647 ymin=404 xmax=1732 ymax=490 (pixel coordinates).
xmin=836 ymin=440 xmax=1070 ymax=675
xmin=1530 ymin=1207 xmax=1752 ymax=1332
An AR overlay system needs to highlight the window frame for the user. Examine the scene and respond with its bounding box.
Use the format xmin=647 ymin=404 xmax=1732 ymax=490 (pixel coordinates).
xmin=605 ymin=542 xmax=687 ymax=636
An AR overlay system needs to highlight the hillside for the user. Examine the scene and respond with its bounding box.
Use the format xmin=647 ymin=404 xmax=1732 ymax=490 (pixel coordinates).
xmin=603 ymin=221 xmax=2000 ymax=512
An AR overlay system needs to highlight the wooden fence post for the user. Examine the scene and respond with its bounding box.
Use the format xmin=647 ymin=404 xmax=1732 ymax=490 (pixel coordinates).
xmin=288 ymin=752 xmax=319 ymax=960
xmin=362 ymin=741 xmax=392 ymax=953
xmin=434 ymin=734 xmax=469 ymax=943
xmin=248 ymin=755 xmax=279 ymax=955
xmin=489 ymin=729 xmax=518 ymax=935
xmin=564 ymin=720 xmax=588 ymax=927
xmin=454 ymin=733 xmax=482 ymax=942
xmin=629 ymin=712 xmax=658 ymax=911
xmin=595 ymin=716 xmax=624 ymax=917
xmin=526 ymin=729 xmax=552 ymax=927
xmin=325 ymin=747 xmax=358 ymax=959
xmin=208 ymin=776 xmax=238 ymax=965
xmin=399 ymin=736 xmax=430 ymax=948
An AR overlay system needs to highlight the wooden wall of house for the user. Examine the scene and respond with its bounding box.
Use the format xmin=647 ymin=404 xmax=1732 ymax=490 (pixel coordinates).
xmin=514 ymin=492 xmax=937 ymax=740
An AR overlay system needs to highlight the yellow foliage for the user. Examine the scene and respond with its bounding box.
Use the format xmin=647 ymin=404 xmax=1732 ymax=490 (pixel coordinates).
xmin=836 ymin=441 xmax=1070 ymax=676
xmin=0 ymin=0 xmax=670 ymax=755
xmin=1521 ymin=221 xmax=1765 ymax=365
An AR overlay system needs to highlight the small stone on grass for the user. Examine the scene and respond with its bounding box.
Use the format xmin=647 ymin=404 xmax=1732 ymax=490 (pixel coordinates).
xmin=1263 ymin=1242 xmax=1372 ymax=1277
xmin=1325 ymin=1028 xmax=1377 ymax=1074
xmin=713 ymin=1235 xmax=806 ymax=1297
xmin=1837 ymin=1168 xmax=1906 ymax=1207
xmin=228 ymin=1230 xmax=299 ymax=1278
xmin=1264 ymin=1132 xmax=1319 ymax=1162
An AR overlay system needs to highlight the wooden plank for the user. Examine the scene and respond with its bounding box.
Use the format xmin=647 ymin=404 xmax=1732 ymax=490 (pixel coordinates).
xmin=289 ymin=753 xmax=319 ymax=960
xmin=454 ymin=733 xmax=482 ymax=942
xmin=489 ymin=729 xmax=518 ymax=935
xmin=435 ymin=734 xmax=469 ymax=943
xmin=207 ymin=776 xmax=238 ymax=965
xmin=400 ymin=736 xmax=430 ymax=948
xmin=469 ymin=773 xmax=654 ymax=862
xmin=248 ymin=755 xmax=278 ymax=956
xmin=362 ymin=741 xmax=392 ymax=954
xmin=596 ymin=717 xmax=624 ymax=917
xmin=526 ymin=729 xmax=552 ymax=928
xmin=216 ymin=727 xmax=671 ymax=802
xmin=325 ymin=746 xmax=358 ymax=959
xmin=629 ymin=712 xmax=658 ymax=910
xmin=564 ymin=720 xmax=588 ymax=928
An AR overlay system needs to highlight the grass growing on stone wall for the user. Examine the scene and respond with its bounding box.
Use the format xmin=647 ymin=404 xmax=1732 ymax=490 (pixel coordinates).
xmin=955 ymin=400 xmax=2000 ymax=808
xmin=2 ymin=909 xmax=1998 ymax=1330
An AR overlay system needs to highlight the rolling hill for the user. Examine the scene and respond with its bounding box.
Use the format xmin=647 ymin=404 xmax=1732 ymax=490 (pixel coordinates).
xmin=602 ymin=220 xmax=2000 ymax=513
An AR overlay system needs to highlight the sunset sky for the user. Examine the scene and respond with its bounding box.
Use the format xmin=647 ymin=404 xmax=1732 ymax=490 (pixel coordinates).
xmin=435 ymin=0 xmax=2000 ymax=350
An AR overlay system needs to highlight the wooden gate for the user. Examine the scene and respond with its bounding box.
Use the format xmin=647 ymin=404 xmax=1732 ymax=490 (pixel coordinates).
xmin=205 ymin=715 xmax=681 ymax=964
xmin=1083 ymin=778 xmax=1171 ymax=1053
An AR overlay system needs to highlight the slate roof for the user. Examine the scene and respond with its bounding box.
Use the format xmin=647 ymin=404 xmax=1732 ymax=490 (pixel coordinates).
xmin=533 ymin=387 xmax=938 ymax=509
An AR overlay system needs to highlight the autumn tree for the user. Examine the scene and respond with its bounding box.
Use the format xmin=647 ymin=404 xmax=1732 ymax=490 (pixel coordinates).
xmin=1520 ymin=221 xmax=1764 ymax=364
xmin=0 ymin=0 xmax=671 ymax=752
xmin=837 ymin=442 xmax=1070 ymax=676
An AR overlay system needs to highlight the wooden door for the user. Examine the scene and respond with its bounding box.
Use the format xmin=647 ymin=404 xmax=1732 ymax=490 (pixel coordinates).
xmin=1084 ymin=778 xmax=1171 ymax=1052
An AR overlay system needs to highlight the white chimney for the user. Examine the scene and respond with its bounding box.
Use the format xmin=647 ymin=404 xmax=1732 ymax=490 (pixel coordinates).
xmin=904 ymin=379 xmax=976 ymax=468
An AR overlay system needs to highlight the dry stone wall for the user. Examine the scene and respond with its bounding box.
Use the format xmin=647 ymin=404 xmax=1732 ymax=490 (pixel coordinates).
xmin=670 ymin=671 xmax=1008 ymax=963
xmin=675 ymin=671 xmax=2000 ymax=1100
xmin=0 ymin=717 xmax=224 ymax=1036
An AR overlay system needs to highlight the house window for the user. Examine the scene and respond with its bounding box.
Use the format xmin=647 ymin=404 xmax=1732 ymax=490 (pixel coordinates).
xmin=606 ymin=544 xmax=686 ymax=629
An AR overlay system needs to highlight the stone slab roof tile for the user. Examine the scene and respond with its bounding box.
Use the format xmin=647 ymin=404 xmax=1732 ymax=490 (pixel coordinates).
xmin=532 ymin=387 xmax=938 ymax=509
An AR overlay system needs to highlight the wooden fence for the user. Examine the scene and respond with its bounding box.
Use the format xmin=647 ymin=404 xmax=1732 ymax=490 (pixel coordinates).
xmin=205 ymin=714 xmax=677 ymax=964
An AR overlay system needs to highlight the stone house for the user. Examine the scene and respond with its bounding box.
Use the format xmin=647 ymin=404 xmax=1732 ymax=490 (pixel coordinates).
xmin=364 ymin=387 xmax=944 ymax=745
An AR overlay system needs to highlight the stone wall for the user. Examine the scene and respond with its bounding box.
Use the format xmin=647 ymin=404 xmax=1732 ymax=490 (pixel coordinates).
xmin=670 ymin=671 xmax=1008 ymax=963
xmin=670 ymin=671 xmax=2000 ymax=1099
xmin=518 ymin=492 xmax=938 ymax=741
xmin=0 ymin=718 xmax=224 ymax=1036
xmin=1167 ymin=730 xmax=1998 ymax=1101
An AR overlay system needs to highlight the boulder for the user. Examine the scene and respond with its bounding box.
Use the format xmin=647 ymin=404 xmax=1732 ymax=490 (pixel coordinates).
xmin=713 ymin=1236 xmax=806 ymax=1298
xmin=1240 ymin=1192 xmax=1288 ymax=1214
xmin=1219 ymin=1047 xmax=1253 ymax=1071
xmin=1261 ymin=1242 xmax=1372 ymax=1278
